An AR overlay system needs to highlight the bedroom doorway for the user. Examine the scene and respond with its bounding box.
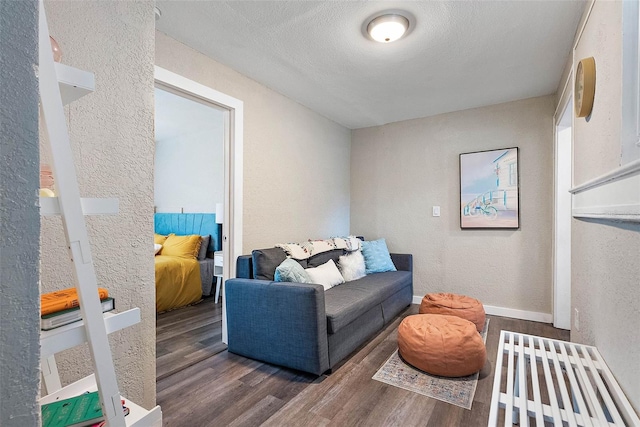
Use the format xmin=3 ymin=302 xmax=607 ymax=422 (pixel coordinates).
xmin=155 ymin=66 xmax=243 ymax=345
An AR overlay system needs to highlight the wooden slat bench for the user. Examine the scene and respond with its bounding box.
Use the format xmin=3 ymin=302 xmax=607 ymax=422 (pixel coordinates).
xmin=488 ymin=330 xmax=640 ymax=426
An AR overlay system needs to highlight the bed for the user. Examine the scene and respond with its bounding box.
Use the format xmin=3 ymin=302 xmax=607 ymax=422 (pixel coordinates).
xmin=154 ymin=213 xmax=222 ymax=312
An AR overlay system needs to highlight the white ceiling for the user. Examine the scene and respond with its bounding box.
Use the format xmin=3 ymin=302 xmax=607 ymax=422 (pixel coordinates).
xmin=155 ymin=87 xmax=224 ymax=142
xmin=155 ymin=1 xmax=585 ymax=130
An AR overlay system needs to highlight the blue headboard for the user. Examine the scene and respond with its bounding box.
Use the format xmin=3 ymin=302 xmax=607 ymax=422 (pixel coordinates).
xmin=154 ymin=213 xmax=221 ymax=252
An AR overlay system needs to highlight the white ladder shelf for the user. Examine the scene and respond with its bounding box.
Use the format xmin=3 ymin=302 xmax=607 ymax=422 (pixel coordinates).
xmin=38 ymin=2 xmax=160 ymax=426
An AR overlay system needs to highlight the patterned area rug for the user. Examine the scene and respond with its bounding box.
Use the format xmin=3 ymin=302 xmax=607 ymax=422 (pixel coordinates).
xmin=372 ymin=319 xmax=489 ymax=410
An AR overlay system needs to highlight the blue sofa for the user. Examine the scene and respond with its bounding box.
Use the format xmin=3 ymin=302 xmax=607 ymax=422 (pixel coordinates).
xmin=225 ymin=247 xmax=413 ymax=375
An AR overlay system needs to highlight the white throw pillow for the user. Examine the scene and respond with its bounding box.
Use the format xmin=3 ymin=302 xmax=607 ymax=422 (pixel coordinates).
xmin=154 ymin=243 xmax=162 ymax=255
xmin=338 ymin=250 xmax=366 ymax=281
xmin=305 ymin=259 xmax=345 ymax=291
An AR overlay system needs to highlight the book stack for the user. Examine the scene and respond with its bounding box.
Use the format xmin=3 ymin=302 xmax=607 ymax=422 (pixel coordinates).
xmin=41 ymin=287 xmax=114 ymax=330
xmin=41 ymin=392 xmax=130 ymax=427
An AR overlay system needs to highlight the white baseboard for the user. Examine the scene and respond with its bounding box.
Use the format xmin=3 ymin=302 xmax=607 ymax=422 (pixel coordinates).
xmin=412 ymin=296 xmax=553 ymax=324
xmin=483 ymin=305 xmax=553 ymax=323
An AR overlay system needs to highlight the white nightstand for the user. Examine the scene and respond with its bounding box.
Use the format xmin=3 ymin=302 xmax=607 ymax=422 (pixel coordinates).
xmin=213 ymin=251 xmax=223 ymax=303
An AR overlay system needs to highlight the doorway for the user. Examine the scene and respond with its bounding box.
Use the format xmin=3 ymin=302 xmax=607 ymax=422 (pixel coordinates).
xmin=154 ymin=66 xmax=243 ymax=345
xmin=553 ymin=96 xmax=572 ymax=330
xmin=154 ymin=85 xmax=227 ymax=380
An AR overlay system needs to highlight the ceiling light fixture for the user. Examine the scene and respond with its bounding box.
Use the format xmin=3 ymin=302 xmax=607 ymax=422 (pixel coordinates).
xmin=367 ymin=13 xmax=410 ymax=43
xmin=155 ymin=6 xmax=162 ymax=22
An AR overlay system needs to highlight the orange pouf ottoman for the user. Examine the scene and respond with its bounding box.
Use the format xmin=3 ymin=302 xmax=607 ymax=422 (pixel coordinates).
xmin=398 ymin=314 xmax=486 ymax=377
xmin=419 ymin=292 xmax=485 ymax=332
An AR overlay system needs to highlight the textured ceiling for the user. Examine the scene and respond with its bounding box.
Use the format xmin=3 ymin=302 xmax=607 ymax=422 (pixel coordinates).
xmin=156 ymin=1 xmax=585 ymax=129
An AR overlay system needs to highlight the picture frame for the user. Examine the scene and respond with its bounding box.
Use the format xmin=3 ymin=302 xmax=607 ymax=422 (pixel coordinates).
xmin=460 ymin=147 xmax=520 ymax=229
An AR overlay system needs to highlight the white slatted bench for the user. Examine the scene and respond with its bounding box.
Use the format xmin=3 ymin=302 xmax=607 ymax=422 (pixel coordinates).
xmin=488 ymin=330 xmax=640 ymax=426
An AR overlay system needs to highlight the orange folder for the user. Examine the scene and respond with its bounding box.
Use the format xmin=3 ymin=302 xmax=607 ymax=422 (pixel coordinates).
xmin=41 ymin=287 xmax=109 ymax=316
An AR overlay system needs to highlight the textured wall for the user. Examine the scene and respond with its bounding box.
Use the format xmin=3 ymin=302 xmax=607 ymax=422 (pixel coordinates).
xmin=41 ymin=1 xmax=156 ymax=407
xmin=571 ymin=0 xmax=640 ymax=411
xmin=351 ymin=96 xmax=554 ymax=314
xmin=155 ymin=32 xmax=351 ymax=251
xmin=0 ymin=1 xmax=40 ymax=424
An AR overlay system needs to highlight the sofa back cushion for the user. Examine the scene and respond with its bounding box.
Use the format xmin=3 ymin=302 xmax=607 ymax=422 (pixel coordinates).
xmin=252 ymin=247 xmax=309 ymax=280
xmin=252 ymin=248 xmax=287 ymax=280
xmin=307 ymin=249 xmax=345 ymax=268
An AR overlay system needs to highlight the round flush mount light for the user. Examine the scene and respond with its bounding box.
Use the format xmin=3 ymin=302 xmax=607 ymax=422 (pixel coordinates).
xmin=366 ymin=13 xmax=410 ymax=43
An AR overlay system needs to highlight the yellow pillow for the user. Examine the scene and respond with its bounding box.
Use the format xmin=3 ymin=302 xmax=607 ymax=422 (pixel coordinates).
xmin=154 ymin=233 xmax=168 ymax=245
xmin=161 ymin=234 xmax=202 ymax=259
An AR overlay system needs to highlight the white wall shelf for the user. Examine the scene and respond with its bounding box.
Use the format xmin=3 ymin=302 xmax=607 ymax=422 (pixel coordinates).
xmin=40 ymin=308 xmax=140 ymax=358
xmin=570 ymin=158 xmax=640 ymax=222
xmin=55 ymin=62 xmax=95 ymax=105
xmin=39 ymin=374 xmax=162 ymax=427
xmin=40 ymin=197 xmax=119 ymax=216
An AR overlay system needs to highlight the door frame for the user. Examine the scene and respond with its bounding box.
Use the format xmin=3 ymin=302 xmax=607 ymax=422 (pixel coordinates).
xmin=552 ymin=80 xmax=573 ymax=330
xmin=154 ymin=66 xmax=243 ymax=343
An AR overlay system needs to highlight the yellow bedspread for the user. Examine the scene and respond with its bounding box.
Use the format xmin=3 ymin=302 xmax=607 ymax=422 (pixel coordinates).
xmin=155 ymin=255 xmax=202 ymax=312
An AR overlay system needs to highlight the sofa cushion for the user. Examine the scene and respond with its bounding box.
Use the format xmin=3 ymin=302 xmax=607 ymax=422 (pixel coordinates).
xmin=252 ymin=248 xmax=287 ymax=280
xmin=274 ymin=259 xmax=312 ymax=283
xmin=324 ymin=271 xmax=411 ymax=334
xmin=361 ymin=238 xmax=397 ymax=274
xmin=305 ymin=259 xmax=344 ymax=290
xmin=307 ymin=249 xmax=345 ymax=268
xmin=338 ymin=250 xmax=366 ymax=282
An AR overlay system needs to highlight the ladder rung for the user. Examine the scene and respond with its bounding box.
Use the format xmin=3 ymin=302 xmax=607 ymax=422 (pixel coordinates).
xmin=40 ymin=197 xmax=119 ymax=216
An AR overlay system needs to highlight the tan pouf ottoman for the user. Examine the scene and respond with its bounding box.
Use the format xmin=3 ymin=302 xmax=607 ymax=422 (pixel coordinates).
xmin=398 ymin=314 xmax=486 ymax=377
xmin=419 ymin=292 xmax=485 ymax=332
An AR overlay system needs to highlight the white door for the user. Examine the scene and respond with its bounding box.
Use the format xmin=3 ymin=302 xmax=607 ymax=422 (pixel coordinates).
xmin=554 ymin=98 xmax=572 ymax=330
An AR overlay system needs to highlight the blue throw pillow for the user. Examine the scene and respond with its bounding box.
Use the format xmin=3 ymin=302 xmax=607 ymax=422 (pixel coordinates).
xmin=360 ymin=238 xmax=397 ymax=274
xmin=274 ymin=258 xmax=312 ymax=283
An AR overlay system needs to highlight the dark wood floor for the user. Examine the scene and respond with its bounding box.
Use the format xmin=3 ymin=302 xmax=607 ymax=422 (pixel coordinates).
xmin=156 ymin=297 xmax=226 ymax=381
xmin=156 ymin=304 xmax=569 ymax=426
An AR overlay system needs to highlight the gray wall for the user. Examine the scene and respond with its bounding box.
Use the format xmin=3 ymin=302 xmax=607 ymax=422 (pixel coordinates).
xmin=0 ymin=0 xmax=41 ymax=425
xmin=155 ymin=32 xmax=352 ymax=251
xmin=351 ymin=96 xmax=555 ymax=316
xmin=41 ymin=1 xmax=156 ymax=407
xmin=570 ymin=0 xmax=640 ymax=410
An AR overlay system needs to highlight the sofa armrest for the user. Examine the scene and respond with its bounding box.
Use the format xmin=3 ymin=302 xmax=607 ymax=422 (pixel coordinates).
xmin=225 ymin=278 xmax=330 ymax=375
xmin=391 ymin=253 xmax=413 ymax=272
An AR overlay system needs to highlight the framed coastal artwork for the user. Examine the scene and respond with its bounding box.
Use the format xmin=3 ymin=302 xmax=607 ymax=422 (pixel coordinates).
xmin=460 ymin=147 xmax=520 ymax=229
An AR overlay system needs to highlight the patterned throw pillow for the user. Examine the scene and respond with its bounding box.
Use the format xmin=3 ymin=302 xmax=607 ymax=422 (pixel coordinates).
xmin=338 ymin=250 xmax=366 ymax=281
xmin=360 ymin=238 xmax=397 ymax=274
xmin=274 ymin=259 xmax=311 ymax=283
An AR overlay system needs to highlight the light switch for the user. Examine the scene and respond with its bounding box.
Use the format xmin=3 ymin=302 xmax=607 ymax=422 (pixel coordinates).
xmin=432 ymin=206 xmax=440 ymax=217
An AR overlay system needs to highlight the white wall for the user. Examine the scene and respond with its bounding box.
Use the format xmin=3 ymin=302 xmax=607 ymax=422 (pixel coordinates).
xmin=154 ymin=87 xmax=224 ymax=213
xmin=41 ymin=1 xmax=156 ymax=408
xmin=155 ymin=31 xmax=352 ymax=251
xmin=568 ymin=0 xmax=640 ymax=411
xmin=351 ymin=96 xmax=555 ymax=317
xmin=0 ymin=1 xmax=40 ymax=424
